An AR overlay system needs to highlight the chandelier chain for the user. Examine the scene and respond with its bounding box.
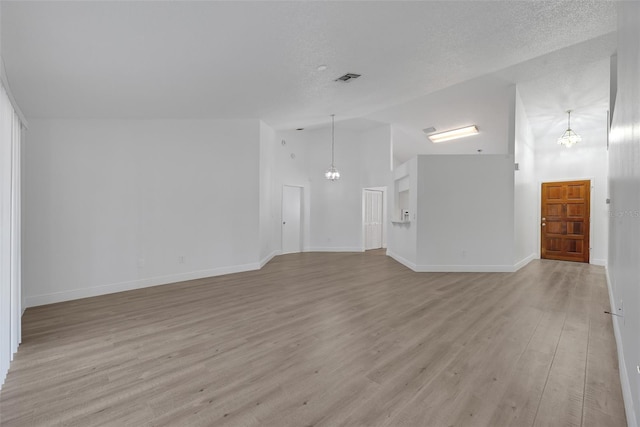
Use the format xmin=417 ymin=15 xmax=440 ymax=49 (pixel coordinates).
xmin=331 ymin=114 xmax=335 ymax=167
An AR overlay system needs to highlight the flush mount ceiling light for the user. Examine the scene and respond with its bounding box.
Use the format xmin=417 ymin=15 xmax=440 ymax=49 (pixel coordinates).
xmin=557 ymin=110 xmax=582 ymax=148
xmin=427 ymin=125 xmax=479 ymax=143
xmin=324 ymin=114 xmax=340 ymax=182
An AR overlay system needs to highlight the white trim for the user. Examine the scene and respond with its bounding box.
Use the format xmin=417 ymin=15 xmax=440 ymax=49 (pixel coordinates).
xmin=513 ymin=253 xmax=537 ymax=271
xmin=591 ymin=258 xmax=607 ymax=267
xmin=25 ymin=262 xmax=262 ymax=308
xmin=0 ymin=57 xmax=28 ymax=128
xmin=259 ymin=250 xmax=281 ymax=268
xmin=304 ymin=247 xmax=364 ymax=253
xmin=386 ymin=250 xmax=417 ymax=271
xmin=605 ymin=268 xmax=638 ymax=427
xmin=387 ymin=250 xmax=528 ymax=273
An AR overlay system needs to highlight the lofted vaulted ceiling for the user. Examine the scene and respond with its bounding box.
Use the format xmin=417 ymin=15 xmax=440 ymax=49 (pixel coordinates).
xmin=1 ymin=1 xmax=617 ymax=131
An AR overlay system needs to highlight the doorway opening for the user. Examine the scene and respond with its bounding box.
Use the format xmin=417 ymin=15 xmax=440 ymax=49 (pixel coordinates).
xmin=540 ymin=180 xmax=590 ymax=263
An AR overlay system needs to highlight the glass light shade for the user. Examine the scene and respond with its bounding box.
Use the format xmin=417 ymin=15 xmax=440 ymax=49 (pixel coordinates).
xmin=557 ymin=129 xmax=582 ymax=148
xmin=325 ymin=166 xmax=341 ymax=181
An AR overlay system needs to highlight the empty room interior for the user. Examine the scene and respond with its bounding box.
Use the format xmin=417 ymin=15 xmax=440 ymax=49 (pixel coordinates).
xmin=0 ymin=1 xmax=639 ymax=426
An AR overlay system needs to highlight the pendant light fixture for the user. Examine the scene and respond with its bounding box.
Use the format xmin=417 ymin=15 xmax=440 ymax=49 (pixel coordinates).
xmin=557 ymin=110 xmax=582 ymax=148
xmin=324 ymin=114 xmax=341 ymax=181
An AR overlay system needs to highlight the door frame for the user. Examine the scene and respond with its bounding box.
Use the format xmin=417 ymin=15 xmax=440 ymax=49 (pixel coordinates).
xmin=281 ymin=184 xmax=305 ymax=254
xmin=361 ymin=186 xmax=387 ymax=251
xmin=537 ymin=177 xmax=594 ymax=263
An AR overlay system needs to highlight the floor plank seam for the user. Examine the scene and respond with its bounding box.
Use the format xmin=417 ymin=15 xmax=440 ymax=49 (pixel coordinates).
xmin=581 ymin=316 xmax=591 ymax=427
xmin=531 ymin=307 xmax=569 ymax=426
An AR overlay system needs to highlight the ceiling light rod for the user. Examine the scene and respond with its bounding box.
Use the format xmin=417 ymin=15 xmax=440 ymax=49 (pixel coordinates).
xmin=428 ymin=125 xmax=479 ymax=143
xmin=325 ymin=114 xmax=341 ymax=181
xmin=557 ymin=110 xmax=582 ymax=148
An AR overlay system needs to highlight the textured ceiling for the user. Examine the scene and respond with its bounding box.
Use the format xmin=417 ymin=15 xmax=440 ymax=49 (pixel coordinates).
xmin=366 ymin=32 xmax=615 ymax=161
xmin=1 ymin=1 xmax=617 ymax=130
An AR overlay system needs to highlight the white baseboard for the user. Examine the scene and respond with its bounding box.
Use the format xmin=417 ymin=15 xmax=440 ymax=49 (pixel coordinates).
xmin=304 ymin=247 xmax=364 ymax=253
xmin=387 ymin=250 xmax=532 ymax=273
xmin=385 ymin=250 xmax=417 ymax=271
xmin=591 ymin=258 xmax=607 ymax=267
xmin=259 ymin=250 xmax=281 ymax=268
xmin=605 ymin=268 xmax=638 ymax=427
xmin=514 ymin=253 xmax=537 ymax=271
xmin=25 ymin=262 xmax=262 ymax=308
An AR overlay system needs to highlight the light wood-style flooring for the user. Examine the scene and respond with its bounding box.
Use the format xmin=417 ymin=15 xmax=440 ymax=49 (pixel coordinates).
xmin=0 ymin=251 xmax=626 ymax=426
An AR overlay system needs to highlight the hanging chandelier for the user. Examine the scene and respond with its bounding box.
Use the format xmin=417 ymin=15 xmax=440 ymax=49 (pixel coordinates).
xmin=557 ymin=110 xmax=582 ymax=148
xmin=324 ymin=114 xmax=341 ymax=181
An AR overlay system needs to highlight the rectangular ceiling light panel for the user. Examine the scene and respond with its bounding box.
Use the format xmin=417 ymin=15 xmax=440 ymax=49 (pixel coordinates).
xmin=428 ymin=125 xmax=479 ymax=143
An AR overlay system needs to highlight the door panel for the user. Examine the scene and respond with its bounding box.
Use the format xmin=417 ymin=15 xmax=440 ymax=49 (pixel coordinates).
xmin=541 ymin=180 xmax=590 ymax=263
xmin=282 ymin=186 xmax=302 ymax=254
xmin=364 ymin=190 xmax=383 ymax=250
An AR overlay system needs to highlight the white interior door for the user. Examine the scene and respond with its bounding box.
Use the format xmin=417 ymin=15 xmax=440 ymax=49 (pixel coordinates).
xmin=282 ymin=185 xmax=302 ymax=254
xmin=364 ymin=190 xmax=383 ymax=250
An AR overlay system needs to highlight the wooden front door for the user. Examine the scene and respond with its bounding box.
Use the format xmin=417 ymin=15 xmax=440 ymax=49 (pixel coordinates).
xmin=541 ymin=180 xmax=590 ymax=263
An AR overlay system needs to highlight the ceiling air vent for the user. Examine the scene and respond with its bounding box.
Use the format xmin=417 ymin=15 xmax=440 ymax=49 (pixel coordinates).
xmin=335 ymin=73 xmax=361 ymax=82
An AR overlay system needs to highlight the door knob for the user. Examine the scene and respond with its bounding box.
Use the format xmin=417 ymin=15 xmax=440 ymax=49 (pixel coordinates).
xmin=542 ymin=223 xmax=546 ymax=226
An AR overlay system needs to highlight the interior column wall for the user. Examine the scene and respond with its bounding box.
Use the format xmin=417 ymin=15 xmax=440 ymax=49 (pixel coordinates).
xmin=259 ymin=121 xmax=280 ymax=265
xmin=416 ymin=154 xmax=515 ymax=271
xmin=513 ymin=89 xmax=538 ymax=268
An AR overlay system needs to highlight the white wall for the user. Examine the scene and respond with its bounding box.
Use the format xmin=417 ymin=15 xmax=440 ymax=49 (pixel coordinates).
xmin=534 ymin=117 xmax=609 ymax=266
xmin=415 ymin=155 xmax=515 ymax=271
xmin=513 ymin=89 xmax=538 ymax=268
xmin=275 ymin=130 xmax=313 ymax=253
xmin=24 ymin=119 xmax=262 ymax=306
xmin=369 ymin=76 xmax=517 ymax=163
xmin=275 ymin=124 xmax=392 ymax=253
xmin=259 ymin=121 xmax=280 ymax=265
xmin=362 ymin=125 xmax=392 ymax=189
xmin=306 ymin=127 xmax=365 ymax=251
xmin=385 ymin=81 xmax=519 ymax=273
xmin=608 ymin=3 xmax=640 ymax=426
xmin=386 ymin=158 xmax=418 ymax=269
